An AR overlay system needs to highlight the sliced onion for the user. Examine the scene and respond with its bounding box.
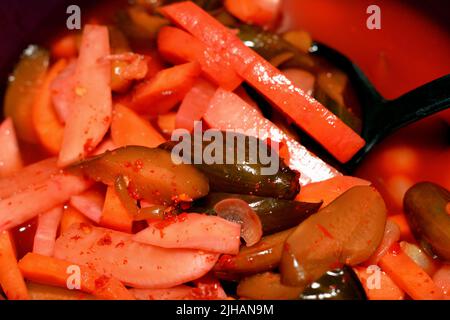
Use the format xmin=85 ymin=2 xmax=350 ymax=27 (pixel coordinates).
xmin=213 ymin=198 xmax=263 ymax=247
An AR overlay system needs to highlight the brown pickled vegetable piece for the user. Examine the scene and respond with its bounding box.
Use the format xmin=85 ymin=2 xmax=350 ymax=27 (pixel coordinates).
xmin=4 ymin=45 xmax=49 ymax=143
xmin=237 ymin=272 xmax=303 ymax=300
xmin=69 ymin=146 xmax=209 ymax=205
xmin=214 ymin=228 xmax=294 ymax=274
xmin=404 ymin=182 xmax=450 ymax=261
xmin=280 ymin=186 xmax=387 ymax=287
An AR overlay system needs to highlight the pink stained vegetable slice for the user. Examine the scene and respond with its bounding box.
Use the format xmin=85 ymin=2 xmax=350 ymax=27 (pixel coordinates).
xmin=133 ymin=213 xmax=241 ymax=254
xmin=69 ymin=188 xmax=105 ymax=223
xmin=54 ymin=223 xmax=220 ymax=289
xmin=32 ymin=206 xmax=64 ymax=256
xmin=58 ymin=25 xmax=112 ymax=167
xmin=0 ymin=170 xmax=91 ymax=232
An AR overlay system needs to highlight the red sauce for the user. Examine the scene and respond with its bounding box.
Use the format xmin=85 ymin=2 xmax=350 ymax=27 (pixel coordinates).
xmin=11 ymin=217 xmax=38 ymax=259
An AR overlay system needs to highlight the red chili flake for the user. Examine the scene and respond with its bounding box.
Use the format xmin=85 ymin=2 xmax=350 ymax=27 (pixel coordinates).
xmin=71 ymin=235 xmax=81 ymax=241
xmin=123 ymin=259 xmax=128 ymax=265
xmin=134 ymin=159 xmax=144 ymax=172
xmin=83 ymin=138 xmax=94 ymax=154
xmin=94 ymin=275 xmax=109 ymax=289
xmin=124 ymin=161 xmax=132 ymax=168
xmin=127 ymin=183 xmax=141 ymax=200
xmin=97 ymin=234 xmax=112 ymax=246
xmin=153 ymin=213 xmax=188 ymax=230
xmin=216 ymin=254 xmax=236 ymax=270
xmin=317 ymin=224 xmax=334 ymax=239
xmin=283 ymin=242 xmax=291 ymax=252
xmin=103 ymin=116 xmax=111 ymax=124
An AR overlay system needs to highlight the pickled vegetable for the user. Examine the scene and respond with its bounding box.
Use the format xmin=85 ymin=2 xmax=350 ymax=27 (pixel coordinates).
xmin=280 ymin=186 xmax=387 ymax=287
xmin=192 ymin=192 xmax=321 ymax=235
xmin=214 ymin=228 xmax=294 ymax=274
xmin=69 ymin=146 xmax=209 ymax=204
xmin=403 ymin=182 xmax=450 ymax=261
xmin=160 ymin=131 xmax=300 ymax=199
xmin=4 ymin=45 xmax=49 ymax=143
xmin=237 ymin=24 xmax=316 ymax=72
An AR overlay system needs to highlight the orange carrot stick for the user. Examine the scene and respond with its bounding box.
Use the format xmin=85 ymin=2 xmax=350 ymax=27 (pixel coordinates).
xmin=99 ymin=186 xmax=133 ymax=233
xmin=18 ymin=252 xmax=134 ymax=300
xmin=353 ymin=266 xmax=404 ymax=300
xmin=379 ymin=243 xmax=444 ymax=300
xmin=0 ymin=231 xmax=29 ymax=300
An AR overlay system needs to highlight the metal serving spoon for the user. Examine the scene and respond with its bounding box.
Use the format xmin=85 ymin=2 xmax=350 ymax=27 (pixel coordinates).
xmin=312 ymin=43 xmax=450 ymax=173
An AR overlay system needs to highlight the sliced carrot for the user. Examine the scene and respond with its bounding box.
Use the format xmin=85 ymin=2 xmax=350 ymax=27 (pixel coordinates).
xmin=296 ymin=176 xmax=371 ymax=207
xmin=203 ymin=88 xmax=340 ymax=185
xmin=100 ymin=186 xmax=133 ymax=233
xmin=111 ymin=104 xmax=165 ymax=148
xmin=60 ymin=205 xmax=92 ymax=235
xmin=33 ymin=206 xmax=64 ymax=256
xmin=353 ymin=266 xmax=405 ymax=300
xmin=0 ymin=118 xmax=23 ymax=177
xmin=51 ymin=33 xmax=78 ymax=59
xmin=157 ymin=112 xmax=176 ymax=135
xmin=54 ymin=223 xmax=219 ymax=289
xmin=388 ymin=213 xmax=415 ymax=243
xmin=0 ymin=231 xmax=29 ymax=300
xmin=32 ymin=59 xmax=67 ymax=155
xmin=69 ymin=187 xmax=105 ymax=224
xmin=18 ymin=252 xmax=134 ymax=300
xmin=379 ymin=243 xmax=444 ymax=300
xmin=123 ymin=61 xmax=201 ymax=115
xmin=157 ymin=26 xmax=241 ymax=90
xmin=224 ymin=0 xmax=281 ymax=27
xmin=0 ymin=161 xmax=91 ymax=232
xmin=176 ymin=78 xmax=216 ymax=131
xmin=161 ymin=2 xmax=365 ymax=163
xmin=58 ymin=25 xmax=112 ymax=167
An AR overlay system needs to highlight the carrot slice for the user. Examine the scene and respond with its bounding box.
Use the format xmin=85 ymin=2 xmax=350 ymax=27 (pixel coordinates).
xmin=18 ymin=252 xmax=134 ymax=300
xmin=60 ymin=205 xmax=92 ymax=235
xmin=124 ymin=61 xmax=201 ymax=115
xmin=176 ymin=78 xmax=216 ymax=131
xmin=353 ymin=266 xmax=405 ymax=300
xmin=0 ymin=163 xmax=91 ymax=232
xmin=157 ymin=26 xmax=241 ymax=90
xmin=225 ymin=0 xmax=281 ymax=27
xmin=100 ymin=186 xmax=133 ymax=233
xmin=33 ymin=206 xmax=64 ymax=256
xmin=0 ymin=118 xmax=23 ymax=177
xmin=0 ymin=231 xmax=29 ymax=300
xmin=54 ymin=223 xmax=219 ymax=289
xmin=203 ymin=88 xmax=340 ymax=185
xmin=111 ymin=104 xmax=165 ymax=148
xmin=379 ymin=243 xmax=444 ymax=300
xmin=32 ymin=59 xmax=67 ymax=155
xmin=161 ymin=2 xmax=365 ymax=163
xmin=295 ymin=176 xmax=371 ymax=207
xmin=133 ymin=213 xmax=241 ymax=254
xmin=69 ymin=188 xmax=105 ymax=224
xmin=58 ymin=25 xmax=112 ymax=167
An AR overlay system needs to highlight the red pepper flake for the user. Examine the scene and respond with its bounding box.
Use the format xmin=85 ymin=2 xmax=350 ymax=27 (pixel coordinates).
xmin=94 ymin=275 xmax=109 ymax=289
xmin=153 ymin=213 xmax=188 ymax=230
xmin=134 ymin=159 xmax=144 ymax=172
xmin=216 ymin=254 xmax=236 ymax=270
xmin=123 ymin=259 xmax=128 ymax=265
xmin=127 ymin=183 xmax=141 ymax=200
xmin=71 ymin=235 xmax=81 ymax=241
xmin=317 ymin=224 xmax=334 ymax=239
xmin=97 ymin=234 xmax=112 ymax=246
xmin=83 ymin=138 xmax=94 ymax=154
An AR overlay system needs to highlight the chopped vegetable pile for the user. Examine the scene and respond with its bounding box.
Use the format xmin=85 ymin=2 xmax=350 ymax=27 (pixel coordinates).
xmin=0 ymin=0 xmax=448 ymax=301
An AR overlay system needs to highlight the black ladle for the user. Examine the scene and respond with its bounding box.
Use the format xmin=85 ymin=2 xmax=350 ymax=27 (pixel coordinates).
xmin=312 ymin=42 xmax=450 ymax=173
